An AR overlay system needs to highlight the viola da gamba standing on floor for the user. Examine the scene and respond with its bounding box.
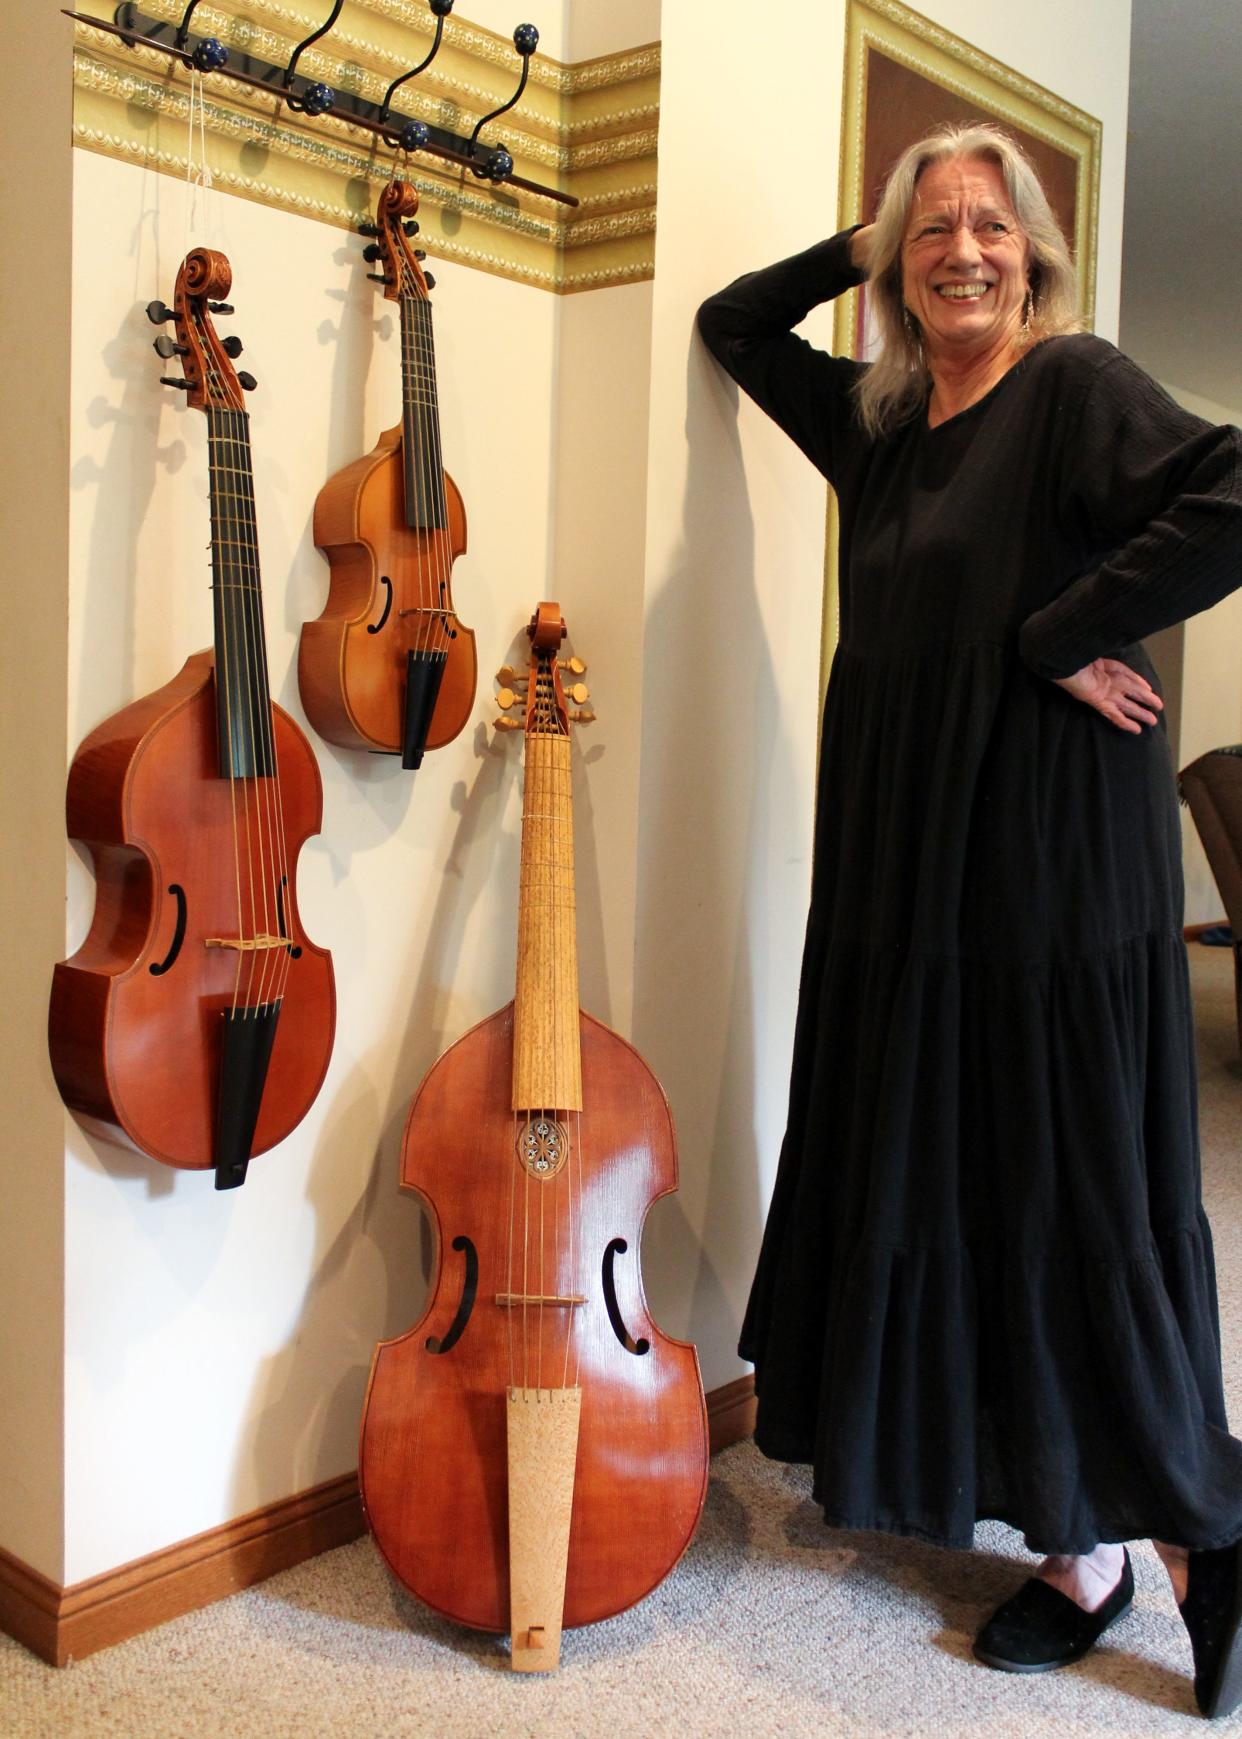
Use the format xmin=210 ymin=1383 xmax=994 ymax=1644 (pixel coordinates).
xmin=360 ymin=605 xmax=708 ymax=1670
xmin=48 ymin=249 xmax=335 ymax=1189
xmin=297 ymin=178 xmax=476 ymax=769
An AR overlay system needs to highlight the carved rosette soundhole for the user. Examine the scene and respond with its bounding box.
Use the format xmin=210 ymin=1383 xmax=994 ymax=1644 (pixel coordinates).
xmin=517 ymin=1117 xmax=568 ymax=1180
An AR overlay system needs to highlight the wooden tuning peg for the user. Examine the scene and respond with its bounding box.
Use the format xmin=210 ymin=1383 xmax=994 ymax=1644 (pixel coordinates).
xmin=569 ymin=708 xmax=596 ymax=726
xmin=496 ymin=687 xmax=521 ymax=711
xmin=567 ymin=681 xmax=590 ymax=706
xmin=496 ymin=664 xmax=525 ymax=686
xmin=557 ymin=656 xmax=587 ymax=675
xmin=494 ymin=716 xmax=524 ymax=732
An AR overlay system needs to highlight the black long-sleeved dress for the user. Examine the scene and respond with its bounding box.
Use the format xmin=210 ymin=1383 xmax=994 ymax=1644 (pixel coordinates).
xmin=698 ymin=231 xmax=1242 ymax=1554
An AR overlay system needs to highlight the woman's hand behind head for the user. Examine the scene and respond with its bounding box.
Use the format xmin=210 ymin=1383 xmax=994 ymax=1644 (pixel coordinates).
xmin=849 ymin=224 xmax=877 ymax=276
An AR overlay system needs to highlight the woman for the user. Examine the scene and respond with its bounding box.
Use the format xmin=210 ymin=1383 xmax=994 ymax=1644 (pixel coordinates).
xmin=698 ymin=123 xmax=1242 ymax=1715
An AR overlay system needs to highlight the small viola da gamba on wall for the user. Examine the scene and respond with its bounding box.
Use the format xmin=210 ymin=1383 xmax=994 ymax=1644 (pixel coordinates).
xmin=298 ymin=179 xmax=477 ymax=770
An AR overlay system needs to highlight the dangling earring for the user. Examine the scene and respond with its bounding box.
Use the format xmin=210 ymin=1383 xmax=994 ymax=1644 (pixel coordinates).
xmin=903 ymin=305 xmax=923 ymax=355
xmin=1020 ymin=288 xmax=1034 ymax=344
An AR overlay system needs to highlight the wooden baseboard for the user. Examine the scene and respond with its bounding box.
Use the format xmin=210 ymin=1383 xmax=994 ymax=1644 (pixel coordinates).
xmin=0 ymin=1473 xmax=363 ymax=1667
xmin=706 ymin=1372 xmax=757 ymax=1454
xmin=0 ymin=1546 xmax=62 ymax=1667
xmin=0 ymin=1373 xmax=756 ymax=1667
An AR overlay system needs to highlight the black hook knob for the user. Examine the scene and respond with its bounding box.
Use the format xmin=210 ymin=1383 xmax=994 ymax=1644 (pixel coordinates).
xmin=430 ymin=0 xmax=454 ymax=14
xmin=237 ymin=371 xmax=258 ymax=391
xmin=300 ymin=81 xmax=335 ymax=116
xmin=513 ymin=23 xmax=538 ymax=54
xmin=485 ymin=147 xmax=513 ymax=181
xmin=152 ymin=335 xmax=188 ymax=359
xmin=146 ymin=299 xmax=175 ymax=324
xmin=191 ymin=36 xmax=228 ymax=71
xmin=221 ymin=335 xmax=244 ymax=358
xmin=397 ymin=119 xmax=429 ymax=152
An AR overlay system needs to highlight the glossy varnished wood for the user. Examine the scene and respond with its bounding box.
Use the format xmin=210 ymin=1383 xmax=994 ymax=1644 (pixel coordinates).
xmin=297 ymin=425 xmax=476 ymax=756
xmin=359 ymin=1004 xmax=708 ymax=1633
xmin=49 ymin=650 xmax=336 ymax=1168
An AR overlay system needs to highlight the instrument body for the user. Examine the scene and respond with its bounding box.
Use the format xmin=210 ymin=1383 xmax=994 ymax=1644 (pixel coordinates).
xmin=360 ymin=1004 xmax=707 ymax=1630
xmin=49 ymin=248 xmax=335 ymax=1183
xmin=359 ymin=604 xmax=707 ymax=1646
xmin=50 ymin=653 xmax=334 ymax=1167
xmin=298 ymin=422 xmax=473 ymax=754
xmin=298 ymin=179 xmax=476 ymax=765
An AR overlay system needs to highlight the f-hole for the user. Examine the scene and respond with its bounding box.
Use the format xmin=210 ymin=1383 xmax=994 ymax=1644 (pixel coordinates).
xmin=149 ymin=883 xmax=187 ymax=976
xmin=602 ymin=1238 xmax=650 ymax=1355
xmin=275 ymin=876 xmax=303 ymax=959
xmin=368 ymin=575 xmax=393 ymax=633
xmin=426 ymin=1235 xmax=478 ymax=1354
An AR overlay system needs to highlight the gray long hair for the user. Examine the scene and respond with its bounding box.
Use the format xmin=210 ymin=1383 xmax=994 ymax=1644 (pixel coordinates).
xmin=855 ymin=122 xmax=1081 ymax=439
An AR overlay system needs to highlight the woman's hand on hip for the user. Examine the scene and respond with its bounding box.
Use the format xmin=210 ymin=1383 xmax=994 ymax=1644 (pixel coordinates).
xmin=1053 ymin=659 xmax=1164 ymax=733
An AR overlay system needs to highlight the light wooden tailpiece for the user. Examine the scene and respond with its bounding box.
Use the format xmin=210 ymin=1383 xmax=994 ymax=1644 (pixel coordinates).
xmin=507 ymin=1385 xmax=582 ymax=1672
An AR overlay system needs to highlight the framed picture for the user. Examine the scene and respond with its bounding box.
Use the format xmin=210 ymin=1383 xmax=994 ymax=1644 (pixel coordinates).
xmin=821 ymin=0 xmax=1102 ymax=686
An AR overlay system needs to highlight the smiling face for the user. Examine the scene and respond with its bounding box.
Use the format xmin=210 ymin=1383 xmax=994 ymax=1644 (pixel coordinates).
xmin=901 ymin=155 xmax=1031 ymax=365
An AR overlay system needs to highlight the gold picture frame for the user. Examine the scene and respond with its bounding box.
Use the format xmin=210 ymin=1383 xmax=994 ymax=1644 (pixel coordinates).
xmin=821 ymin=0 xmax=1102 ymax=697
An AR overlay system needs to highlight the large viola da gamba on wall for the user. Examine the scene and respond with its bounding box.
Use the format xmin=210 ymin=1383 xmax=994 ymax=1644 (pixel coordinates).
xmin=49 ymin=249 xmax=335 ymax=1190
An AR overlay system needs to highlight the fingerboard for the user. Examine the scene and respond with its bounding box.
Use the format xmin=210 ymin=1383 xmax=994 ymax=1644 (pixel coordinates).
xmin=512 ymin=693 xmax=581 ymax=1113
xmin=399 ymin=294 xmax=448 ymax=534
xmin=206 ymin=408 xmax=275 ymax=780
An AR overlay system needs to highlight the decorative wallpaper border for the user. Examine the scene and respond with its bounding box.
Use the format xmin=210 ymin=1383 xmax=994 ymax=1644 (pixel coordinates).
xmin=70 ymin=0 xmax=660 ymax=293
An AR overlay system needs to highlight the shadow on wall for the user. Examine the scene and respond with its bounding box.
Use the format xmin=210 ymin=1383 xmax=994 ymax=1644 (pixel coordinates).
xmin=67 ymin=275 xmax=189 ymax=762
xmin=570 ymin=730 xmax=611 ymax=1024
xmin=63 ymin=199 xmax=195 ymax=1202
xmin=634 ymin=335 xmax=793 ymax=1374
xmin=274 ymin=243 xmax=397 ymax=663
xmin=242 ymin=721 xmax=519 ymax=1502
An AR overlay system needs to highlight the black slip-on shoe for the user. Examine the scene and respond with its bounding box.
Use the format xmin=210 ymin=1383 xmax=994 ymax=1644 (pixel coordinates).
xmin=972 ymin=1549 xmax=1134 ymax=1673
xmin=1180 ymin=1542 xmax=1242 ymax=1717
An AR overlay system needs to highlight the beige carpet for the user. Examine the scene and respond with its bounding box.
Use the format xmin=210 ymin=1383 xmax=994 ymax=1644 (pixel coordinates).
xmin=3 ymin=944 xmax=1240 ymax=1738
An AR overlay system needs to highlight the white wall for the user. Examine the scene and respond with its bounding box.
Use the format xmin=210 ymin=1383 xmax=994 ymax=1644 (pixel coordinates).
xmin=1163 ymin=383 xmax=1242 ymax=924
xmin=633 ymin=0 xmax=1134 ymax=1390
xmin=550 ymin=283 xmax=656 ymax=1037
xmin=566 ymin=0 xmax=660 ymax=58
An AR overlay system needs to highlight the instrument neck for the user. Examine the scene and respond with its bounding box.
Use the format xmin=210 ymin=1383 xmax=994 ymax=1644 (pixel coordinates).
xmin=206 ymin=408 xmax=274 ymax=779
xmin=399 ymin=293 xmax=447 ymax=534
xmin=512 ymin=733 xmax=582 ymax=1112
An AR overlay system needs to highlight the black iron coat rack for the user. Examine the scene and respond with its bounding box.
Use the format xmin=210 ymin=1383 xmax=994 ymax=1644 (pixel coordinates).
xmin=64 ymin=0 xmax=577 ymax=207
